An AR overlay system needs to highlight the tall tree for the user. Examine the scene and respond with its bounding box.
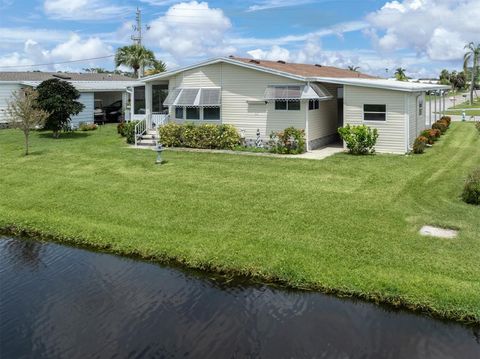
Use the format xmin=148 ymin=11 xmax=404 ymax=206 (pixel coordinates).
xmin=144 ymin=60 xmax=167 ymax=76
xmin=347 ymin=65 xmax=360 ymax=72
xmin=439 ymin=69 xmax=450 ymax=85
xmin=7 ymin=88 xmax=49 ymax=155
xmin=395 ymin=67 xmax=408 ymax=81
xmin=115 ymin=44 xmax=157 ymax=78
xmin=36 ymin=79 xmax=85 ymax=138
xmin=463 ymin=42 xmax=480 ymax=104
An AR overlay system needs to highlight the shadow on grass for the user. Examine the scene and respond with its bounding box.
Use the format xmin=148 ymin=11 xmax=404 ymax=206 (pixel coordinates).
xmin=38 ymin=132 xmax=92 ymax=140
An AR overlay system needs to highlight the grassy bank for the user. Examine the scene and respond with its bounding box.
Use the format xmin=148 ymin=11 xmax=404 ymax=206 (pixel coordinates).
xmin=1 ymin=124 xmax=479 ymax=323
xmin=442 ymin=109 xmax=480 ymax=116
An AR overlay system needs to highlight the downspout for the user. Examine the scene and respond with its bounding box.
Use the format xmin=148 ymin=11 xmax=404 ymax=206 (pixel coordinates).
xmin=405 ymin=93 xmax=410 ymax=153
xmin=305 ymin=81 xmax=310 ymax=152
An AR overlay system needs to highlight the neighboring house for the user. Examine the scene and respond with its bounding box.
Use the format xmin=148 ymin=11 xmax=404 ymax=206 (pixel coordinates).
xmin=133 ymin=56 xmax=449 ymax=154
xmin=0 ymin=72 xmax=138 ymax=128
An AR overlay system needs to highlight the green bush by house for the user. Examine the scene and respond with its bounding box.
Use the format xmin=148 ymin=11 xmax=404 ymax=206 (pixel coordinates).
xmin=462 ymin=168 xmax=480 ymax=205
xmin=124 ymin=121 xmax=139 ymax=144
xmin=338 ymin=124 xmax=378 ymax=155
xmin=413 ymin=136 xmax=428 ymax=154
xmin=158 ymin=122 xmax=240 ymax=150
xmin=269 ymin=127 xmax=306 ymax=154
xmin=79 ymin=123 xmax=98 ymax=131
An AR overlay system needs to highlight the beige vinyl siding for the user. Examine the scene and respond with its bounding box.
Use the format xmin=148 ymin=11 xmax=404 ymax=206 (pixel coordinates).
xmin=344 ymin=85 xmax=407 ymax=154
xmin=307 ymin=83 xmax=340 ymax=142
xmin=0 ymin=83 xmax=23 ymax=123
xmin=408 ymin=92 xmax=426 ymax=148
xmin=167 ymin=62 xmax=306 ymax=140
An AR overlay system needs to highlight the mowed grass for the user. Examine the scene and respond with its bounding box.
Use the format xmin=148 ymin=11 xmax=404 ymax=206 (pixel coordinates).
xmin=0 ymin=123 xmax=479 ymax=322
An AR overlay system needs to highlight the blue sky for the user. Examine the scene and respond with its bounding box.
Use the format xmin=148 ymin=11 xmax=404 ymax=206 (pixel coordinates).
xmin=1 ymin=0 xmax=478 ymax=77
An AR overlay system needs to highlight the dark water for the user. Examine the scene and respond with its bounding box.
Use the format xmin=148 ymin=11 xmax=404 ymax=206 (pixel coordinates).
xmin=0 ymin=237 xmax=478 ymax=359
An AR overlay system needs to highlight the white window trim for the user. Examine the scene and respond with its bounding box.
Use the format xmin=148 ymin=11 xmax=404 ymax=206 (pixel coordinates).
xmin=173 ymin=106 xmax=221 ymax=122
xmin=362 ymin=104 xmax=387 ymax=122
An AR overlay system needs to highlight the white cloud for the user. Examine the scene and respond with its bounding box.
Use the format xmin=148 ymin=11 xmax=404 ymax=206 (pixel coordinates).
xmin=0 ymin=27 xmax=71 ymax=44
xmin=366 ymin=0 xmax=480 ymax=60
xmin=247 ymin=0 xmax=316 ymax=12
xmin=0 ymin=35 xmax=113 ymax=71
xmin=145 ymin=1 xmax=234 ymax=60
xmin=44 ymin=0 xmax=131 ymax=20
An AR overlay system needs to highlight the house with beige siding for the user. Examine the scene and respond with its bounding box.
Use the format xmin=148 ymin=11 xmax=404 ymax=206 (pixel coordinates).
xmin=132 ymin=57 xmax=449 ymax=154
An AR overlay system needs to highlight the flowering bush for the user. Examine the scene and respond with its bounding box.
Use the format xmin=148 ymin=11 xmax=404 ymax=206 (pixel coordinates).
xmin=413 ymin=136 xmax=428 ymax=154
xmin=338 ymin=124 xmax=378 ymax=155
xmin=79 ymin=123 xmax=98 ymax=131
xmin=269 ymin=127 xmax=306 ymax=154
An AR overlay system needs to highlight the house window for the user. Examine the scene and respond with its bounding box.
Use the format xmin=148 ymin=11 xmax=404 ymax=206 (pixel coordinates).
xmin=363 ymin=104 xmax=386 ymax=121
xmin=309 ymin=99 xmax=319 ymax=110
xmin=133 ymin=86 xmax=145 ymax=115
xmin=418 ymin=98 xmax=423 ymax=116
xmin=275 ymin=100 xmax=300 ymax=111
xmin=152 ymin=84 xmax=168 ymax=113
xmin=203 ymin=107 xmax=220 ymax=120
xmin=175 ymin=106 xmax=184 ymax=119
xmin=186 ymin=107 xmax=200 ymax=120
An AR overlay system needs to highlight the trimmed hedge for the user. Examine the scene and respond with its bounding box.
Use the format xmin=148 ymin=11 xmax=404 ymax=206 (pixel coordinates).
xmin=158 ymin=122 xmax=240 ymax=150
xmin=462 ymin=168 xmax=480 ymax=205
xmin=124 ymin=121 xmax=139 ymax=144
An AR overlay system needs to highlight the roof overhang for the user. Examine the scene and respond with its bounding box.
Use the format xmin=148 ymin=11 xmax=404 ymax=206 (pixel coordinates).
xmin=307 ymin=77 xmax=450 ymax=92
xmin=19 ymin=81 xmax=137 ymax=92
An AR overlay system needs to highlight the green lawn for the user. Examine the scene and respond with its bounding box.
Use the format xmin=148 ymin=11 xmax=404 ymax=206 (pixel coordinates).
xmin=450 ymin=98 xmax=480 ymax=109
xmin=1 ymin=124 xmax=479 ymax=323
xmin=443 ymin=109 xmax=480 ymax=116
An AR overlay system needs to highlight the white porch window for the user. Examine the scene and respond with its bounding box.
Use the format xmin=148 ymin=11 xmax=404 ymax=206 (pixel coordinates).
xmin=363 ymin=104 xmax=386 ymax=121
xmin=133 ymin=86 xmax=145 ymax=115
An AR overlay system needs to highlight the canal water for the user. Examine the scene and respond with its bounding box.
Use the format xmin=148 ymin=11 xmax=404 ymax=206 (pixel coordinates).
xmin=0 ymin=236 xmax=478 ymax=358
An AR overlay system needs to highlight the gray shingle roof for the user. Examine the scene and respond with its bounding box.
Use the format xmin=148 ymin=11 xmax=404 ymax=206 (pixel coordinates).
xmin=0 ymin=71 xmax=135 ymax=82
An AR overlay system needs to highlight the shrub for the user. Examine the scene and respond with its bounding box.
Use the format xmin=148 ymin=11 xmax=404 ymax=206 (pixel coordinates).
xmin=158 ymin=122 xmax=183 ymax=146
xmin=269 ymin=127 xmax=306 ymax=154
xmin=217 ymin=124 xmax=242 ymax=150
xmin=158 ymin=122 xmax=240 ymax=150
xmin=432 ymin=121 xmax=447 ymax=134
xmin=79 ymin=123 xmax=98 ymax=131
xmin=462 ymin=168 xmax=480 ymax=205
xmin=413 ymin=136 xmax=428 ymax=154
xmin=440 ymin=116 xmax=451 ymax=127
xmin=475 ymin=121 xmax=480 ymax=134
xmin=117 ymin=121 xmax=126 ymax=137
xmin=124 ymin=121 xmax=139 ymax=144
xmin=338 ymin=124 xmax=378 ymax=155
xmin=431 ymin=128 xmax=441 ymax=139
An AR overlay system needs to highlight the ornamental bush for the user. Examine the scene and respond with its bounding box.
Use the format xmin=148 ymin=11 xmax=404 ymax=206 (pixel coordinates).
xmin=440 ymin=116 xmax=451 ymax=127
xmin=79 ymin=123 xmax=98 ymax=131
xmin=475 ymin=121 xmax=480 ymax=134
xmin=269 ymin=127 xmax=306 ymax=154
xmin=158 ymin=122 xmax=240 ymax=150
xmin=158 ymin=122 xmax=183 ymax=147
xmin=420 ymin=129 xmax=440 ymax=144
xmin=432 ymin=121 xmax=447 ymax=134
xmin=124 ymin=121 xmax=139 ymax=144
xmin=413 ymin=135 xmax=428 ymax=154
xmin=462 ymin=168 xmax=480 ymax=205
xmin=338 ymin=124 xmax=378 ymax=155
xmin=117 ymin=121 xmax=126 ymax=137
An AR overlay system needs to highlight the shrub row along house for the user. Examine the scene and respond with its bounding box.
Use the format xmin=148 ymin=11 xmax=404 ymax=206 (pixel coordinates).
xmin=0 ymin=72 xmax=137 ymax=128
xmin=131 ymin=56 xmax=450 ymax=154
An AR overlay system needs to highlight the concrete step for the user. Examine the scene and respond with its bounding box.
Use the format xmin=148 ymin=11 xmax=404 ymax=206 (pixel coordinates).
xmin=137 ymin=139 xmax=156 ymax=146
xmin=141 ymin=134 xmax=157 ymax=140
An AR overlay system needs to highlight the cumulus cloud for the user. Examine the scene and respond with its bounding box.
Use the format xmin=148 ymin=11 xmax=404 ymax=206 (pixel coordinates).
xmin=44 ymin=0 xmax=131 ymax=20
xmin=145 ymin=1 xmax=234 ymax=60
xmin=365 ymin=0 xmax=480 ymax=60
xmin=0 ymin=35 xmax=113 ymax=71
xmin=247 ymin=0 xmax=316 ymax=12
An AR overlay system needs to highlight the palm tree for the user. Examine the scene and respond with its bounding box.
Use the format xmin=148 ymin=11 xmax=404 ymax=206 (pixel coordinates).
xmin=395 ymin=67 xmax=408 ymax=81
xmin=347 ymin=65 xmax=360 ymax=72
xmin=144 ymin=60 xmax=167 ymax=76
xmin=115 ymin=44 xmax=157 ymax=78
xmin=463 ymin=42 xmax=480 ymax=104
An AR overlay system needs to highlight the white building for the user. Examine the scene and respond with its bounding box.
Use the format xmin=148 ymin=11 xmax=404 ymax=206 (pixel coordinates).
xmin=132 ymin=56 xmax=449 ymax=154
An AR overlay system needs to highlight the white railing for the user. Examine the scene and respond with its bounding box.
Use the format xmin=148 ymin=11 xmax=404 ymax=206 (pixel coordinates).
xmin=152 ymin=113 xmax=169 ymax=127
xmin=134 ymin=118 xmax=147 ymax=147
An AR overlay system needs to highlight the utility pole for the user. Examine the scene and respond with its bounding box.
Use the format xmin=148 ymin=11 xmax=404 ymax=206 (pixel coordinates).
xmin=131 ymin=7 xmax=150 ymax=77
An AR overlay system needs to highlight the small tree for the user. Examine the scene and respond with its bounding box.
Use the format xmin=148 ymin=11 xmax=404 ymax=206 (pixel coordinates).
xmin=36 ymin=79 xmax=84 ymax=138
xmin=6 ymin=88 xmax=49 ymax=155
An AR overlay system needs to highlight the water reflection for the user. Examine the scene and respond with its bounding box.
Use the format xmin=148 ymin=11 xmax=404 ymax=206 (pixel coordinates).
xmin=0 ymin=237 xmax=478 ymax=358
